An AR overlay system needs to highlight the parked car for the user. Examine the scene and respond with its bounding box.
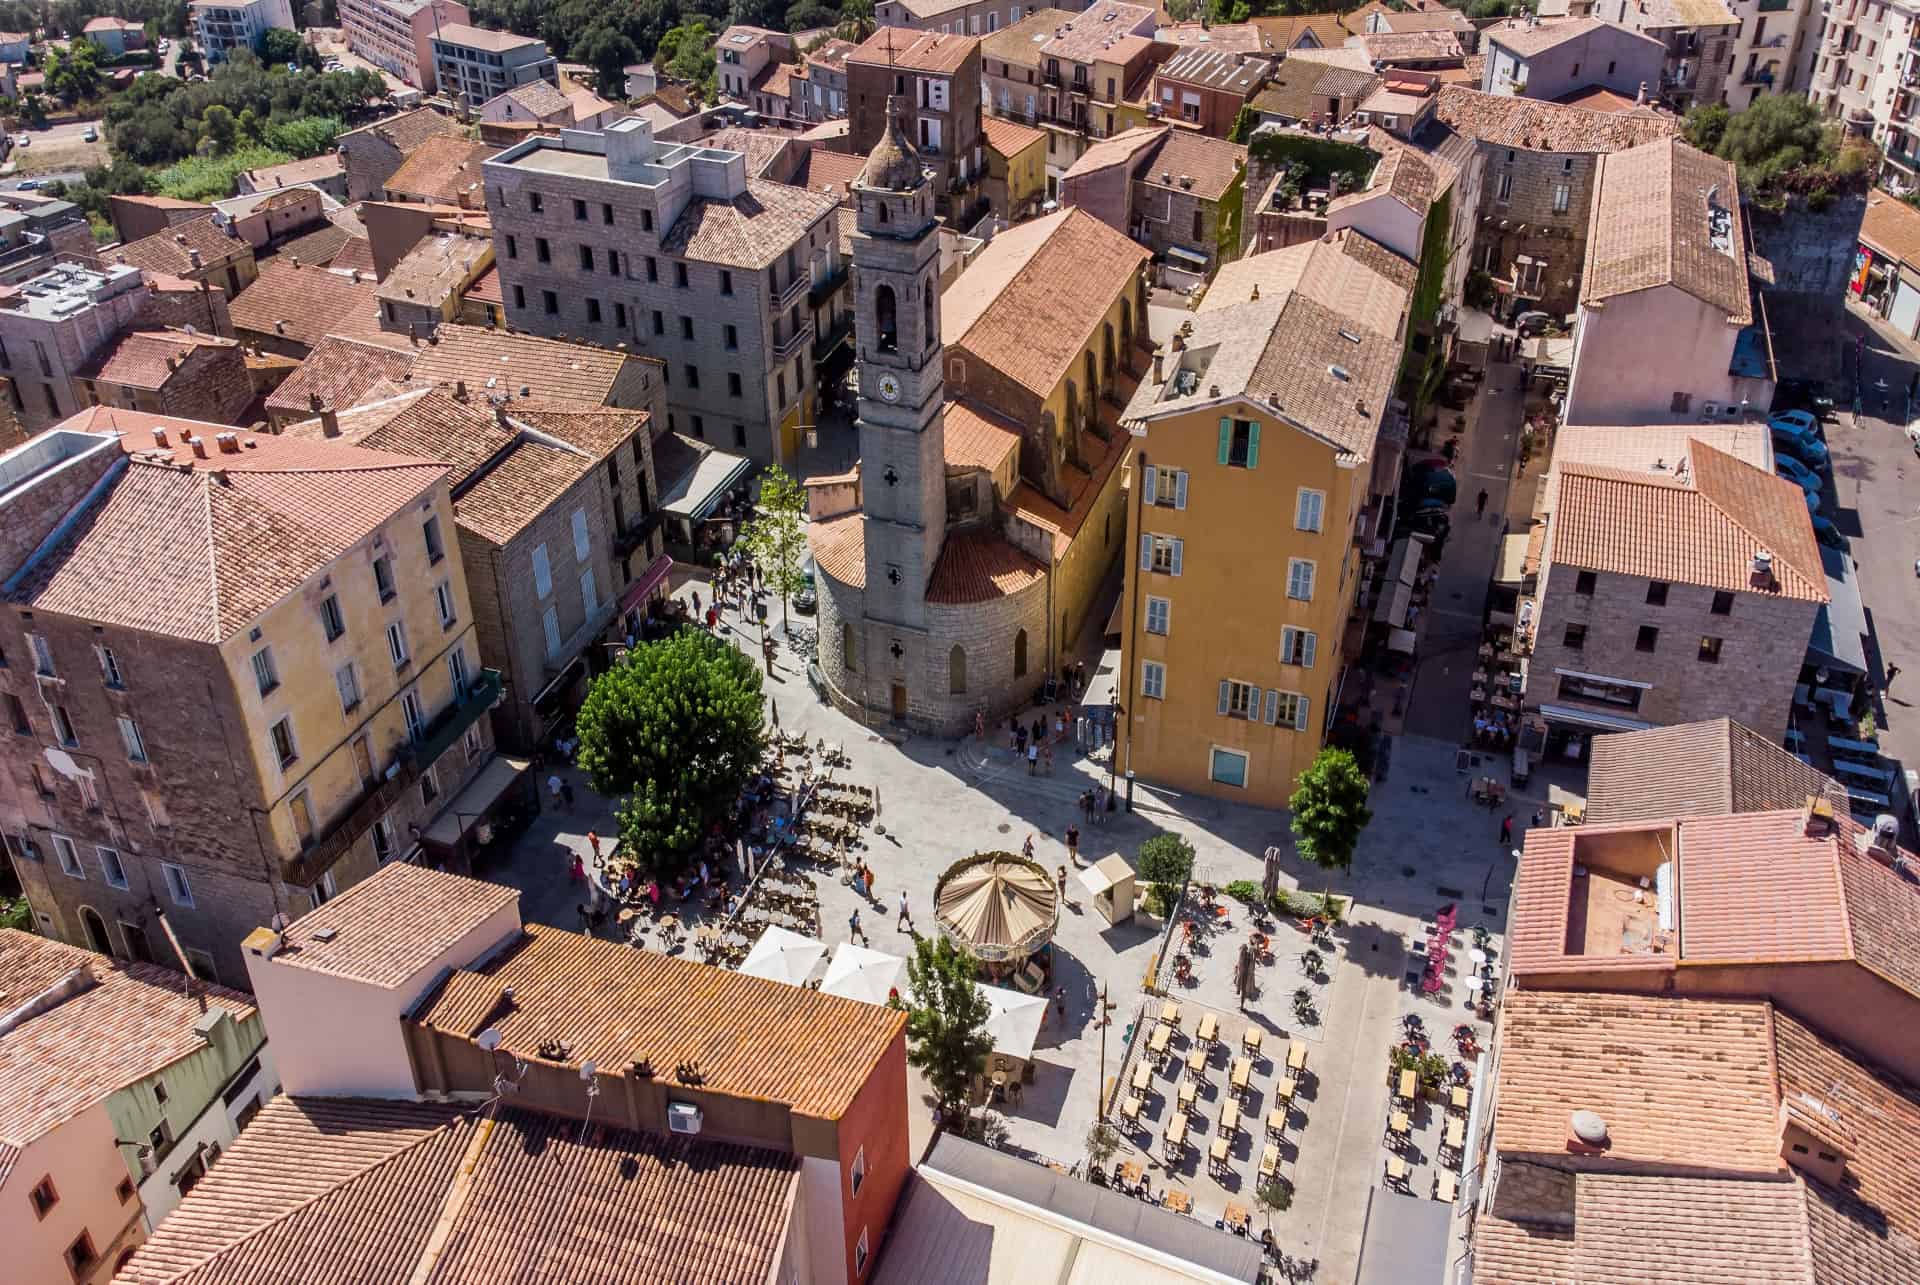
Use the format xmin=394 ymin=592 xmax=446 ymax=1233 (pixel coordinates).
xmin=14 ymin=134 xmax=27 ymax=147
xmin=1407 ymin=458 xmax=1456 ymax=505
xmin=81 ymin=126 xmax=97 ymax=142
xmin=1514 ymin=310 xmax=1552 ymax=336
xmin=1770 ymin=423 xmax=1829 ymax=468
xmin=1811 ymin=514 xmax=1848 ymax=551
xmin=1773 ymin=378 xmax=1835 ymax=421
xmin=793 ymin=556 xmax=817 ymax=615
xmin=15 ymin=179 xmax=38 ymax=190
xmin=1774 ymin=453 xmax=1823 ymax=497
xmin=1769 ymin=409 xmax=1822 ymax=439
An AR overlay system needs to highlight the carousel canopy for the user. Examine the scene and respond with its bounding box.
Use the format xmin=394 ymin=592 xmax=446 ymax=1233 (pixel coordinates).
xmin=933 ymin=854 xmax=1059 ymax=963
xmin=978 ymin=984 xmax=1048 ymax=1062
xmin=821 ymin=942 xmax=908 ymax=1006
xmin=738 ymin=925 xmax=826 ymax=986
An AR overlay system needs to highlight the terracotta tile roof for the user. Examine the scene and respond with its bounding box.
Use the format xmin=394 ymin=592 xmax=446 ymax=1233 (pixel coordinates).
xmin=508 ymin=400 xmax=651 ymax=458
xmin=1677 ymin=810 xmax=1854 ymax=965
xmin=927 ymin=525 xmax=1048 ymax=603
xmin=1156 ymin=20 xmax=1267 ymax=51
xmin=1550 ymin=444 xmax=1826 ymax=602
xmin=1830 ymin=813 xmax=1920 ymax=998
xmin=1137 ymin=128 xmax=1246 ymax=201
xmin=10 ymin=411 xmax=447 ymax=641
xmin=1473 ymin=1168 xmax=1815 ymax=1285
xmin=1860 ymin=188 xmax=1920 ymax=269
xmin=375 ymin=232 xmax=491 ymax=309
xmin=1006 ymin=404 xmax=1130 ymax=558
xmin=809 ymin=511 xmax=865 ymax=589
xmin=1631 ymin=0 xmax=1738 ymax=25
xmin=1587 ymin=718 xmax=1844 ymax=825
xmin=1041 ymin=2 xmax=1157 ymax=61
xmin=1203 ymin=229 xmax=1413 ymax=338
xmin=109 ymin=213 xmax=251 ymax=276
xmin=1553 ymin=83 xmax=1642 ymax=113
xmin=0 ymin=928 xmax=257 ymax=1149
xmin=1485 ymin=14 xmax=1607 ymax=55
xmin=1433 ymin=85 xmax=1678 ymax=153
xmin=383 ymin=135 xmax=497 ymax=204
xmin=1493 ymin=988 xmax=1783 ymax=1170
xmin=463 ymin=262 xmax=503 ymax=303
xmin=274 ymin=221 xmax=355 ymax=266
xmin=274 ymin=861 xmax=517 ymax=986
xmin=498 ymin=77 xmax=569 ymax=119
xmin=1376 ymin=5 xmax=1474 ymax=32
xmin=413 ymin=922 xmax=904 ymax=1118
xmin=943 ymin=207 xmax=1149 ymax=401
xmin=1155 ymin=46 xmax=1270 ymax=94
xmin=701 ymin=125 xmax=807 ymax=180
xmin=761 ymin=61 xmax=796 ymax=98
xmin=981 ymin=114 xmax=1045 ymax=160
xmin=331 ymin=236 xmax=377 ymax=277
xmin=1584 ymin=137 xmax=1750 ymax=321
xmin=265 ymin=334 xmax=420 ymax=418
xmin=944 ymin=399 xmax=1023 ymax=472
xmin=120 ymin=1096 xmax=800 ymax=1285
xmin=450 ymin=437 xmax=594 ymax=542
xmin=78 ymin=328 xmax=238 ymax=390
xmin=795 ymin=147 xmax=869 ymax=203
xmin=340 ymin=106 xmax=464 ymax=153
xmin=1774 ymin=1010 xmax=1920 ymax=1279
xmin=406 ymin=326 xmax=636 ymax=405
xmin=848 ymin=27 xmax=978 ymax=74
xmin=806 ymin=37 xmax=857 ymax=71
xmin=661 ymin=177 xmax=837 ymax=270
xmin=1361 ymin=29 xmax=1464 ymax=63
xmin=245 ymin=152 xmax=346 ymax=190
xmin=230 ymin=260 xmax=396 ymax=351
xmin=1252 ymin=59 xmax=1381 ymax=123
xmin=1331 ymin=137 xmax=1438 ymax=215
xmin=1250 ymin=12 xmax=1359 ymax=50
xmin=434 ymin=20 xmax=542 ymax=52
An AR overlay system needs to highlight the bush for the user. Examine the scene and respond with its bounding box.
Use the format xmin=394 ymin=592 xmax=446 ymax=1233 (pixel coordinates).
xmin=1224 ymin=879 xmax=1264 ymax=906
xmin=1136 ymin=833 xmax=1195 ymax=889
xmin=154 ymin=144 xmax=293 ymax=200
xmin=1144 ymin=883 xmax=1175 ymax=919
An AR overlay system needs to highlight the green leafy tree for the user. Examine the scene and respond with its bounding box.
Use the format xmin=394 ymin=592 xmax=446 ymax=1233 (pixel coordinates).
xmin=1085 ymin=1120 xmax=1121 ymax=1173
xmin=1684 ymin=101 xmax=1730 ymax=154
xmin=787 ymin=0 xmax=838 ymax=32
xmin=904 ymin=935 xmax=994 ymax=1116
xmin=574 ymin=628 xmax=765 ymax=876
xmin=260 ymin=26 xmax=305 ymax=67
xmin=573 ymin=23 xmax=640 ymax=98
xmin=1288 ymin=747 xmax=1373 ymax=876
xmin=1714 ymin=93 xmax=1833 ymax=191
xmin=834 ymin=0 xmax=875 ymax=41
xmin=197 ymin=103 xmax=238 ymax=154
xmin=1136 ymin=832 xmax=1195 ymax=889
xmin=265 ymin=114 xmax=342 ymax=157
xmin=44 ymin=38 xmax=103 ymax=103
xmin=657 ymin=18 xmax=717 ymax=98
xmin=736 ymin=465 xmax=809 ymax=638
xmin=1228 ymin=103 xmax=1257 ymax=145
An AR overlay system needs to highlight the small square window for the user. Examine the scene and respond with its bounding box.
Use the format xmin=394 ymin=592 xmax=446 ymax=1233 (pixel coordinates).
xmin=270 ymin=717 xmax=297 ymax=768
xmin=115 ymin=1176 xmax=134 ymax=1204
xmin=685 ymin=364 xmax=699 ymax=389
xmin=529 ymin=191 xmax=543 ymax=213
xmin=729 ymin=371 xmax=743 ymax=397
xmin=320 ymin=594 xmax=346 ymax=641
xmin=675 ymin=262 xmax=689 ymax=288
xmin=1645 ymin=580 xmax=1669 ymax=606
xmin=1698 ymin=635 xmax=1723 ymax=663
xmin=535 ymin=237 xmax=550 ymax=263
xmin=64 ymin=1229 xmax=96 ymax=1277
xmin=543 ymin=290 xmax=559 ymax=316
xmin=1710 ymin=591 xmax=1734 ymax=616
xmin=573 ymin=197 xmax=587 ymax=221
xmin=1562 ymin=623 xmax=1587 ymax=650
xmin=30 ymin=1175 xmax=57 ymax=1218
xmin=373 ymin=555 xmax=396 ymax=601
xmin=423 ymin=515 xmax=444 ymax=564
xmin=579 ymin=243 xmax=594 ymax=270
xmin=1574 ymin=570 xmax=1597 ymax=596
xmin=1636 ymin=625 xmax=1660 ymax=653
xmin=163 ymin=862 xmax=193 ymax=907
xmin=587 ymin=298 xmax=602 ymax=324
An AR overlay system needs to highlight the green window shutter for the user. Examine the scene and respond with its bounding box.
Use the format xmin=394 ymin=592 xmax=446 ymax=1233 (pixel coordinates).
xmin=1246 ymin=422 xmax=1260 ymax=469
xmin=1218 ymin=417 xmax=1232 ymax=465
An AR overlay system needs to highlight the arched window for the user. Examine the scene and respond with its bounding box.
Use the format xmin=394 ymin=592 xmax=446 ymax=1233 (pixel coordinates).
xmin=80 ymin=906 xmax=113 ymax=956
xmin=1084 ymin=350 xmax=1098 ymax=412
xmin=875 ymin=284 xmax=898 ymax=352
xmin=924 ymin=280 xmax=935 ymax=352
xmin=1102 ymin=322 xmax=1116 ymax=381
xmin=949 ymin=645 xmax=967 ymax=694
xmin=1120 ymin=295 xmax=1133 ymax=353
xmin=877 ymin=201 xmax=890 ymax=224
xmin=1014 ymin=628 xmax=1028 ymax=678
xmin=843 ymin=621 xmax=858 ymax=672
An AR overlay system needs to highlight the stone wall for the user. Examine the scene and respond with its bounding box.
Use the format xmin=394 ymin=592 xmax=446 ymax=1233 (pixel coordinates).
xmin=1475 ymin=147 xmax=1596 ymax=315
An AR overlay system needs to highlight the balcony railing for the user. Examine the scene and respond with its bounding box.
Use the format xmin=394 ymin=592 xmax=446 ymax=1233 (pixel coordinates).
xmin=772 ymin=272 xmax=807 ymax=310
xmin=613 ymin=510 xmax=662 ymax=559
xmin=773 ymin=319 xmax=816 ymax=362
xmin=813 ymin=312 xmax=853 ymax=362
xmin=284 ymin=668 xmax=502 ymax=885
xmin=808 ymin=261 xmax=849 ymax=306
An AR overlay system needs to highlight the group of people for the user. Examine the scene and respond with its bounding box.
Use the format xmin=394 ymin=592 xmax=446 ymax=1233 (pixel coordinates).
xmin=1471 ymin=711 xmax=1517 ymax=750
xmin=1010 ymin=708 xmax=1081 ymax=775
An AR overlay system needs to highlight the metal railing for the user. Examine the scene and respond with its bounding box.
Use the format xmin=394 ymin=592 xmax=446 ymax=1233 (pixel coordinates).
xmin=773 ymin=319 xmax=816 ymax=362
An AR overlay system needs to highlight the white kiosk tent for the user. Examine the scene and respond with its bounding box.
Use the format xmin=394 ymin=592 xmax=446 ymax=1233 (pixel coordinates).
xmin=1076 ymin=854 xmax=1137 ymax=927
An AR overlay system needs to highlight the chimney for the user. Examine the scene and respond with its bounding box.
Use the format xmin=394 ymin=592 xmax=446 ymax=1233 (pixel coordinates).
xmin=187 ymin=248 xmax=202 ymax=268
xmin=308 ymin=392 xmax=324 ymax=412
xmin=1637 ymin=81 xmax=1649 ymax=105
xmin=1750 ymin=549 xmax=1774 ymax=590
xmin=1152 ymin=348 xmax=1165 ymax=384
xmin=275 ymin=320 xmax=288 ymax=335
xmin=1802 ymin=793 xmax=1837 ymax=837
xmin=320 ymin=407 xmax=341 ymax=438
xmin=454 ymin=379 xmax=468 ymax=402
xmin=151 ymin=427 xmax=170 ymax=447
xmin=1779 ymin=1099 xmax=1849 ymax=1189
xmin=351 ymin=268 xmax=362 ymax=283
xmin=1854 ymin=812 xmax=1901 ymax=867
xmin=291 ymin=255 xmax=301 ymax=268
xmin=166 ymin=354 xmax=179 ymax=371
xmin=189 ymin=434 xmax=208 ymax=459
xmin=216 ymin=432 xmax=240 ymax=454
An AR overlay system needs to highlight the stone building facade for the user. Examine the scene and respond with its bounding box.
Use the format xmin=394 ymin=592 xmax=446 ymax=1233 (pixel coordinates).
xmin=76 ymin=329 xmax=254 ymax=424
xmin=847 ymin=28 xmax=987 ymax=221
xmin=0 ymin=263 xmax=152 ymax=432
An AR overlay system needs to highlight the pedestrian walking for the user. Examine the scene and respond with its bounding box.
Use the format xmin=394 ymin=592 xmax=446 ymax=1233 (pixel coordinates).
xmin=691 ymin=590 xmax=701 ymax=615
xmin=1057 ymin=865 xmax=1068 ymax=897
xmin=898 ymin=891 xmax=912 ymax=932
xmin=1027 ymin=741 xmax=1039 ymax=774
xmin=863 ymin=863 xmax=878 ymax=902
xmin=587 ymin=830 xmax=602 ymax=863
xmin=1042 ymin=744 xmax=1054 ymax=775
xmin=1887 ymin=664 xmax=1903 ymax=692
xmin=1075 ymin=659 xmax=1087 ymax=693
xmin=548 ymin=773 xmax=564 ymax=811
xmin=849 ymin=909 xmax=867 ymax=945
xmin=1476 ymin=488 xmax=1489 ymax=517
xmin=1022 ymin=833 xmax=1035 ymax=859
xmin=1500 ymin=813 xmax=1513 ymax=844
xmin=1065 ymin=823 xmax=1080 ymax=865
xmin=1080 ymin=790 xmax=1094 ymax=824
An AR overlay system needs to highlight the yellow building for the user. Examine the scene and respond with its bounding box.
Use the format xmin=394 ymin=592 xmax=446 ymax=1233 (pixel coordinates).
xmin=0 ymin=410 xmax=508 ymax=985
xmin=1115 ymin=229 xmax=1415 ymax=804
xmin=982 ymin=115 xmax=1048 ymax=224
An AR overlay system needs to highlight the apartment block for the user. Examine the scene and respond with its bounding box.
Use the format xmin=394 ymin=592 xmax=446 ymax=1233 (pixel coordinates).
xmin=189 ymin=0 xmax=295 ymax=62
xmin=288 ymin=388 xmax=665 ymax=754
xmin=0 ymin=263 xmax=151 ymax=432
xmin=981 ymin=4 xmax=1161 ymax=198
xmin=1523 ymin=425 xmax=1822 ymax=745
xmin=430 ymin=23 xmax=556 ymax=110
xmin=789 ymin=37 xmax=856 ymax=123
xmin=1060 ymin=124 xmax=1246 ymax=276
xmin=1590 ymin=0 xmax=1739 ymax=106
xmin=1114 ymin=229 xmax=1416 ymax=805
xmin=1479 ymin=15 xmax=1668 ymax=100
xmin=715 ymin=24 xmax=794 ymax=104
xmin=0 ymin=195 xmax=94 ymax=286
xmin=1721 ymin=0 xmax=1816 ymax=108
xmin=1808 ymin=0 xmax=1920 ymax=173
xmin=0 ymin=418 xmax=502 ymax=988
xmin=338 ymin=0 xmax=468 ymax=91
xmin=373 ymin=229 xmax=492 ymax=335
xmin=876 ymin=0 xmax=1049 ymax=33
xmin=1563 ymin=138 xmax=1773 ymax=425
xmin=1149 ymin=46 xmax=1273 ymax=138
xmin=483 ymin=118 xmax=839 ymax=468
xmin=847 ymin=28 xmax=987 ymax=219
xmin=0 ymin=930 xmax=276 ymax=1285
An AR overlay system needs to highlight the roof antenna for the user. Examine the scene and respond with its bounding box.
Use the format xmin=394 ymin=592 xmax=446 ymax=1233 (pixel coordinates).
xmin=578 ymin=1061 xmax=600 ymax=1144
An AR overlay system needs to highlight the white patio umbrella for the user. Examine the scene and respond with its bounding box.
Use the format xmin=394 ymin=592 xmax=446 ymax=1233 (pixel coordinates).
xmin=738 ymin=924 xmax=826 ymax=986
xmin=819 ymin=942 xmax=908 ymax=1005
xmin=978 ymin=983 xmax=1049 ymax=1062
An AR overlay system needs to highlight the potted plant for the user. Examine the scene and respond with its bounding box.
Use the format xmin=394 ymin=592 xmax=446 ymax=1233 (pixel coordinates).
xmin=1300 ymin=948 xmax=1324 ymax=980
xmin=1292 ymin=986 xmax=1315 ymax=1024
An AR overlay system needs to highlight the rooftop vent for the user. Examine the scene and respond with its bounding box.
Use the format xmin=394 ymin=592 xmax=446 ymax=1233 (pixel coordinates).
xmin=1569 ymin=1109 xmax=1609 ymax=1149
xmin=1750 ymin=549 xmax=1774 ymax=589
xmin=1328 ymin=364 xmax=1351 ymax=382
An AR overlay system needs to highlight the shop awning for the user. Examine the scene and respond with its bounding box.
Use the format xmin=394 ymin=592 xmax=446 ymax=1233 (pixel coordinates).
xmin=1808 ymin=546 xmax=1868 ymax=676
xmin=659 ymin=443 xmax=753 ymax=521
xmin=532 ymin=656 xmax=585 ymax=710
xmin=1354 ymin=1186 xmax=1452 ymax=1285
xmin=1537 ymin=704 xmax=1654 ymax=734
xmin=618 ymin=552 xmax=675 ymax=614
xmin=1373 ymin=577 xmax=1414 ymax=626
xmin=421 ymin=755 xmax=531 ymax=847
xmin=978 ymin=984 xmax=1047 ymax=1062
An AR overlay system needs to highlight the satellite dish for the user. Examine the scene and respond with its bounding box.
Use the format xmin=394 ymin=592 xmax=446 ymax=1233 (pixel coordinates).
xmin=579 ymin=1061 xmax=597 ymax=1080
xmin=476 ymin=1028 xmax=503 ymax=1052
xmin=270 ymin=913 xmax=290 ymax=932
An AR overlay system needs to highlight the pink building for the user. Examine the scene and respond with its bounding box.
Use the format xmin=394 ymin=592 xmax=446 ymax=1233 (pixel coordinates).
xmin=338 ymin=0 xmax=468 ymax=91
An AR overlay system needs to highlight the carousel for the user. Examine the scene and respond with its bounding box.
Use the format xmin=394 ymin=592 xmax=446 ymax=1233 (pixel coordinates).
xmin=933 ymin=852 xmax=1060 ymax=990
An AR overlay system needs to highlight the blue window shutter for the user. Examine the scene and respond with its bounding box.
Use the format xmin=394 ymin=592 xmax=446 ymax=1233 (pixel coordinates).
xmin=1174 ymin=470 xmax=1189 ymax=509
xmin=1218 ymin=418 xmax=1232 ymax=465
xmin=1246 ymin=422 xmax=1260 ymax=468
xmin=1218 ymin=680 xmax=1230 ymax=716
xmin=1303 ymin=631 xmax=1317 ymax=669
xmin=1141 ymin=465 xmax=1157 ymax=504
xmin=1170 ymin=539 xmax=1183 ymax=576
xmin=1263 ymin=689 xmax=1279 ymax=724
xmin=1295 ymin=697 xmax=1311 ymax=731
xmin=1140 ymin=533 xmax=1152 ymax=570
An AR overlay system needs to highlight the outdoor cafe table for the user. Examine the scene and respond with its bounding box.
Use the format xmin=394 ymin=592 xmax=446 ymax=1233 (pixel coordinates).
xmin=1225 ymin=1203 xmax=1251 ymax=1234
xmin=1178 ymin=1079 xmax=1198 ymax=1112
xmin=1122 ymin=1095 xmax=1144 ymax=1124
xmin=1209 ymin=1136 xmax=1231 ymax=1169
xmin=1446 ymin=1117 xmax=1466 ymax=1151
xmin=1230 ymin=1057 xmax=1252 ymax=1095
xmin=1119 ymin=1160 xmax=1146 ymax=1189
xmin=1266 ymin=1107 xmax=1288 ymax=1138
xmin=1164 ymin=1188 xmax=1193 ymax=1215
xmin=1196 ymin=1012 xmax=1219 ymax=1044
xmin=1149 ymin=1023 xmax=1173 ymax=1057
xmin=1450 ymin=1085 xmax=1472 ymax=1112
xmin=1165 ymin=1116 xmax=1189 ymax=1155
xmin=1241 ymin=1025 xmax=1264 ymax=1056
xmin=1132 ymin=1062 xmax=1153 ymax=1094
xmin=1397 ymin=1069 xmax=1417 ymax=1101
xmin=1388 ymin=1110 xmax=1410 ymax=1139
xmin=1161 ymin=1000 xmax=1182 ymax=1027
xmin=1287 ymin=1040 xmax=1308 ymax=1073
xmin=1220 ymin=1100 xmax=1242 ymax=1135
xmin=1186 ymin=1046 xmax=1209 ymax=1074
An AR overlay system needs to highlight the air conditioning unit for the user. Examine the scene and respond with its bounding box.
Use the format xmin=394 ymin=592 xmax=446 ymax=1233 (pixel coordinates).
xmin=667 ymin=1103 xmax=703 ymax=1135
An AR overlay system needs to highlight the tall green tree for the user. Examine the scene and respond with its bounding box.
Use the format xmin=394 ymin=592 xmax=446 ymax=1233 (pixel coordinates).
xmin=1713 ymin=93 xmax=1833 ymax=190
xmin=834 ymin=0 xmax=875 ymax=42
xmin=1683 ymin=102 xmax=1730 ymax=155
xmin=574 ymin=628 xmax=765 ymax=876
xmin=904 ymin=935 xmax=994 ymax=1116
xmin=657 ymin=18 xmax=717 ymax=99
xmin=736 ymin=465 xmax=809 ymax=638
xmin=573 ymin=23 xmax=640 ymax=97
xmin=1288 ymin=748 xmax=1373 ymax=875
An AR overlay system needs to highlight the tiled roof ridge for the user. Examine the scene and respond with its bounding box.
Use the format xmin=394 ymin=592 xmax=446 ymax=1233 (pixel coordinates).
xmin=1688 ymin=441 xmax=1823 ymax=591
xmin=152 ymin=1106 xmax=471 ymax=1283
xmin=196 ymin=470 xmax=220 ymax=647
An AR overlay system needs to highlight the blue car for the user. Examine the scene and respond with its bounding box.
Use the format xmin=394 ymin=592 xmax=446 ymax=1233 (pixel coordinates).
xmin=1775 ymin=453 xmax=1822 ymax=497
xmin=1810 ymin=514 xmax=1847 ymax=550
xmin=1771 ymin=424 xmax=1828 ymax=468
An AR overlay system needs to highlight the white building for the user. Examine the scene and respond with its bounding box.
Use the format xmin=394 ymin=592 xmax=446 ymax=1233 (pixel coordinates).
xmin=189 ymin=0 xmax=296 ymax=62
xmin=1807 ymin=0 xmax=1920 ymax=175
